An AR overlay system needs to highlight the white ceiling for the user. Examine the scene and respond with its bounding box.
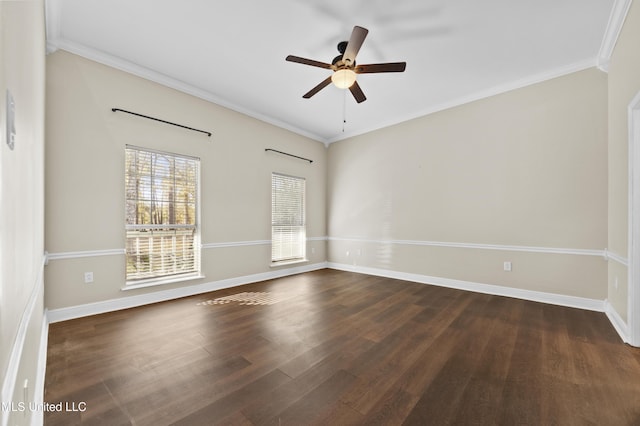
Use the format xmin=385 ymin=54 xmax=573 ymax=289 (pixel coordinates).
xmin=45 ymin=0 xmax=617 ymax=144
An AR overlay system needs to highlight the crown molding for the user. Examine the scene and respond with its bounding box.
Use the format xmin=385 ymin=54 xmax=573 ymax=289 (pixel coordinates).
xmin=46 ymin=39 xmax=328 ymax=144
xmin=327 ymin=58 xmax=598 ymax=144
xmin=44 ymin=0 xmax=61 ymax=54
xmin=597 ymin=0 xmax=633 ymax=72
xmin=48 ymin=38 xmax=604 ymax=147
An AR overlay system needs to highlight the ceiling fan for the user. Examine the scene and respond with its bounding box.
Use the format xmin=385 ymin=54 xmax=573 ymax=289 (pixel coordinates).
xmin=286 ymin=26 xmax=406 ymax=103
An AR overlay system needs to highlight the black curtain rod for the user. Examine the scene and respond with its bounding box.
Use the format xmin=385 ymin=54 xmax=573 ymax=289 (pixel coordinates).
xmin=265 ymin=148 xmax=313 ymax=163
xmin=111 ymin=108 xmax=212 ymax=137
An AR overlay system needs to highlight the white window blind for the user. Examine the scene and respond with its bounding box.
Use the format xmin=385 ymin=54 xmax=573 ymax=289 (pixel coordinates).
xmin=271 ymin=173 xmax=306 ymax=262
xmin=125 ymin=146 xmax=200 ymax=282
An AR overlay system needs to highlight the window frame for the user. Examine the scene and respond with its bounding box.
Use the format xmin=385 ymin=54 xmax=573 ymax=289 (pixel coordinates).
xmin=124 ymin=145 xmax=202 ymax=286
xmin=271 ymin=172 xmax=307 ymax=265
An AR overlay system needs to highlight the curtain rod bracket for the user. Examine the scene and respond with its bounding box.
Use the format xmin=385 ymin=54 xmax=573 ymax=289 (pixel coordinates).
xmin=111 ymin=108 xmax=212 ymax=137
xmin=265 ymin=149 xmax=313 ymax=163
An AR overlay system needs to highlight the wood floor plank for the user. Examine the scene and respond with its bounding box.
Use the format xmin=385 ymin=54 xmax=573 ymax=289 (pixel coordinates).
xmin=276 ymin=334 xmax=352 ymax=379
xmin=496 ymin=301 xmax=547 ymax=425
xmin=266 ymin=369 xmax=358 ymax=425
xmin=170 ymin=369 xmax=292 ymax=425
xmin=361 ymin=387 xmax=419 ymax=425
xmin=44 ymin=270 xmax=640 ymax=425
xmin=240 ymin=336 xmax=375 ymax=424
xmin=448 ymin=296 xmax=523 ymax=425
xmin=401 ymin=293 xmax=500 ymax=424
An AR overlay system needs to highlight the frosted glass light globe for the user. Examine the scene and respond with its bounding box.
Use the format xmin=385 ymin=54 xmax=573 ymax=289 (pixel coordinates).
xmin=331 ymin=69 xmax=357 ymax=89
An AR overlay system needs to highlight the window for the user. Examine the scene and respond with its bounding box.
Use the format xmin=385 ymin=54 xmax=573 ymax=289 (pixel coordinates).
xmin=125 ymin=146 xmax=200 ymax=283
xmin=271 ymin=173 xmax=306 ymax=263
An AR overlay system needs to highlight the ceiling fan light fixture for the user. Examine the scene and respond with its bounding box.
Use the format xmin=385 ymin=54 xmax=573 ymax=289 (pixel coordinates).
xmin=331 ymin=69 xmax=357 ymax=89
xmin=286 ymin=26 xmax=405 ymax=102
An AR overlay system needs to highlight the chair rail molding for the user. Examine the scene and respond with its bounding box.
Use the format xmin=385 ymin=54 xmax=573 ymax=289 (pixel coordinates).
xmin=329 ymin=236 xmax=606 ymax=258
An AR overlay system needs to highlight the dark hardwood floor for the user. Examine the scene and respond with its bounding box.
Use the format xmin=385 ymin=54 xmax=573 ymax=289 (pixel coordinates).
xmin=44 ymin=269 xmax=640 ymax=425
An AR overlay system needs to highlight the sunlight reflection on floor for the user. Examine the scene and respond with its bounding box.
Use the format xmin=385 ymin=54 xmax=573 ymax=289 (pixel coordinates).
xmin=197 ymin=291 xmax=288 ymax=306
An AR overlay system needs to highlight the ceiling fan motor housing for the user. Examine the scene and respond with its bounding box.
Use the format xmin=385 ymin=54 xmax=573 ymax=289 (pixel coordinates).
xmin=332 ymin=54 xmax=355 ymax=68
xmin=333 ymin=41 xmax=356 ymax=68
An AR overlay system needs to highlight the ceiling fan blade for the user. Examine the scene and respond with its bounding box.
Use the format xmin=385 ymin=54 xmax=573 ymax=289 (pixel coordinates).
xmin=355 ymin=62 xmax=407 ymax=74
xmin=349 ymin=81 xmax=367 ymax=103
xmin=286 ymin=55 xmax=333 ymax=69
xmin=303 ymin=76 xmax=333 ymax=99
xmin=342 ymin=26 xmax=369 ymax=65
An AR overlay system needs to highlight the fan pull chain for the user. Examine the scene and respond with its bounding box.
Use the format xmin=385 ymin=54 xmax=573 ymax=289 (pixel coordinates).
xmin=342 ymin=90 xmax=347 ymax=132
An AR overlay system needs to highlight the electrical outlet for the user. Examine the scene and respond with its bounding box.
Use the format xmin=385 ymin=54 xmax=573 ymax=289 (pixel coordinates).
xmin=346 ymin=250 xmax=350 ymax=257
xmin=84 ymin=272 xmax=94 ymax=283
xmin=503 ymin=261 xmax=512 ymax=272
xmin=311 ymin=247 xmax=315 ymax=254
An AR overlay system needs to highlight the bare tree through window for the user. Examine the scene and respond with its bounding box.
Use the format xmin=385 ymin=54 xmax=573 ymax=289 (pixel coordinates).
xmin=125 ymin=147 xmax=200 ymax=281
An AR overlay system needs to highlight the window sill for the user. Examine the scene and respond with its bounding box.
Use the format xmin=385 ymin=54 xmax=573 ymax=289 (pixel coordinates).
xmin=122 ymin=273 xmax=205 ymax=291
xmin=270 ymin=259 xmax=309 ymax=268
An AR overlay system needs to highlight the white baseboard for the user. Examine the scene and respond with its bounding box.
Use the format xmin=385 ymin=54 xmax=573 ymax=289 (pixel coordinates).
xmin=1 ymin=257 xmax=45 ymax=426
xmin=604 ymin=300 xmax=629 ymax=343
xmin=327 ymin=262 xmax=606 ymax=312
xmin=31 ymin=313 xmax=49 ymax=426
xmin=35 ymin=260 xmax=630 ymax=424
xmin=47 ymin=262 xmax=328 ymax=323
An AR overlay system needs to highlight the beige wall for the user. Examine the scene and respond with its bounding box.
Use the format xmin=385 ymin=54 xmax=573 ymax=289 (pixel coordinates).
xmin=0 ymin=1 xmax=631 ymax=419
xmin=45 ymin=51 xmax=327 ymax=310
xmin=42 ymin=4 xmax=639 ymax=336
xmin=328 ymin=68 xmax=608 ymax=300
xmin=0 ymin=1 xmax=46 ymax=425
xmin=607 ymin=1 xmax=640 ymax=322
